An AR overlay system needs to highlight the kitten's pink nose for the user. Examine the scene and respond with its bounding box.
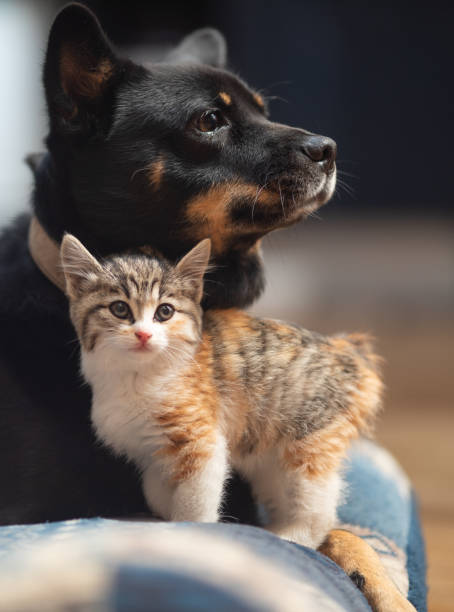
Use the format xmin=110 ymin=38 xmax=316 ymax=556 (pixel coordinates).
xmin=135 ymin=331 xmax=152 ymax=345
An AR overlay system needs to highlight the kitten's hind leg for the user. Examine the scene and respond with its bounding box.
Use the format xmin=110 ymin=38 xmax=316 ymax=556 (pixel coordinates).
xmin=267 ymin=470 xmax=342 ymax=549
xmin=170 ymin=434 xmax=228 ymax=523
xmin=249 ymin=450 xmax=342 ymax=549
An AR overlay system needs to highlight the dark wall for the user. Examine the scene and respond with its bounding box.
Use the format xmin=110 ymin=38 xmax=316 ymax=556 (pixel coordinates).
xmin=59 ymin=0 xmax=454 ymax=215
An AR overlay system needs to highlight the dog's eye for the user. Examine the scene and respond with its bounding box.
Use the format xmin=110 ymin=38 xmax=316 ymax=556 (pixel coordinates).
xmin=109 ymin=301 xmax=131 ymax=319
xmin=195 ymin=110 xmax=226 ymax=133
xmin=155 ymin=303 xmax=175 ymax=322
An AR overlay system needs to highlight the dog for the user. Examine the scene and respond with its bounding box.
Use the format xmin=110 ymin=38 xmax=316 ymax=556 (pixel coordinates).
xmin=0 ymin=3 xmax=337 ymax=523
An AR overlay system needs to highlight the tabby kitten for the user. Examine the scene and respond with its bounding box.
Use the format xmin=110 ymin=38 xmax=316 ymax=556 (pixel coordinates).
xmin=61 ymin=235 xmax=382 ymax=548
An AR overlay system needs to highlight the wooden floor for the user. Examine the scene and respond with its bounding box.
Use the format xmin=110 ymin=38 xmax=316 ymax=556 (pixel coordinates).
xmin=252 ymin=218 xmax=454 ymax=612
xmin=376 ymin=326 xmax=454 ymax=612
xmin=377 ymin=406 xmax=454 ymax=612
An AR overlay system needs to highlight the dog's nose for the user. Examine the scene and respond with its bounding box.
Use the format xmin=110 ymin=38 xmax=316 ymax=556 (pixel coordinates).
xmin=301 ymin=135 xmax=337 ymax=172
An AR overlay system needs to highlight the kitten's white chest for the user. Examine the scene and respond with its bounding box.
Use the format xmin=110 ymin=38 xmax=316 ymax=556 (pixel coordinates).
xmin=83 ymin=356 xmax=169 ymax=470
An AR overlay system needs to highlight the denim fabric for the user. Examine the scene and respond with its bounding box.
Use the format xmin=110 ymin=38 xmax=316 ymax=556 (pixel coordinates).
xmin=0 ymin=440 xmax=426 ymax=611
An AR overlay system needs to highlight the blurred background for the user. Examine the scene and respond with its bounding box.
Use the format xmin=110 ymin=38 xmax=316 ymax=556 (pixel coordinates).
xmin=0 ymin=1 xmax=452 ymax=609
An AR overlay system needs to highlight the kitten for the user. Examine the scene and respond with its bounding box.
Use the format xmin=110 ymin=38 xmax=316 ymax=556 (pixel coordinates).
xmin=61 ymin=235 xmax=382 ymax=548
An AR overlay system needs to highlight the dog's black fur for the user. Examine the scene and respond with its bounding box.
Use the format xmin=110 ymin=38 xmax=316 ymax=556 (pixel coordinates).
xmin=0 ymin=4 xmax=336 ymax=525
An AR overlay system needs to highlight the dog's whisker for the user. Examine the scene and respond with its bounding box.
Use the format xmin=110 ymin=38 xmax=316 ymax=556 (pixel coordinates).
xmin=266 ymin=95 xmax=289 ymax=104
xmin=130 ymin=165 xmax=151 ymax=182
xmin=307 ymin=208 xmax=323 ymax=221
xmin=263 ymin=79 xmax=293 ymax=91
xmin=337 ymin=169 xmax=359 ymax=180
xmin=278 ymin=180 xmax=286 ymax=220
xmin=251 ymin=180 xmax=268 ymax=223
xmin=336 ymin=178 xmax=356 ymax=199
xmin=336 ymin=159 xmax=359 ymax=165
xmin=337 ymin=178 xmax=356 ymax=196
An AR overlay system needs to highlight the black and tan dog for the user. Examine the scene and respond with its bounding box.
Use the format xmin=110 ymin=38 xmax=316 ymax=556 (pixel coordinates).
xmin=0 ymin=1 xmax=335 ymax=524
xmin=0 ymin=4 xmax=413 ymax=610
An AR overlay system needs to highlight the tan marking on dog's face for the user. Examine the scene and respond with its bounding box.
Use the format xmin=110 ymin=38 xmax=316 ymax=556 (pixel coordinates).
xmin=253 ymin=92 xmax=265 ymax=109
xmin=136 ymin=245 xmax=163 ymax=258
xmin=185 ymin=183 xmax=278 ymax=255
xmin=218 ymin=91 xmax=232 ymax=106
xmin=148 ymin=157 xmax=165 ymax=191
xmin=248 ymin=239 xmax=263 ymax=255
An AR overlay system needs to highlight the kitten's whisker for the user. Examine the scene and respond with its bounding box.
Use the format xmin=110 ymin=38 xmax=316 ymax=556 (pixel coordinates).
xmin=169 ymin=347 xmax=200 ymax=369
xmin=164 ymin=345 xmax=200 ymax=370
xmin=219 ymin=514 xmax=240 ymax=523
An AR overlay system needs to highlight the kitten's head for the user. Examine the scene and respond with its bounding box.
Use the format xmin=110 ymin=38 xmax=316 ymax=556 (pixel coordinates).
xmin=60 ymin=235 xmax=211 ymax=370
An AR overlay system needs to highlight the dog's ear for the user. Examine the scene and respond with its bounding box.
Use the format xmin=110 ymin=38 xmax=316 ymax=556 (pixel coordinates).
xmin=167 ymin=28 xmax=227 ymax=68
xmin=24 ymin=152 xmax=46 ymax=176
xmin=43 ymin=3 xmax=124 ymax=135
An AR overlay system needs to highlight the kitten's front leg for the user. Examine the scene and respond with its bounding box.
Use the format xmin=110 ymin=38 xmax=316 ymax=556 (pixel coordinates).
xmin=170 ymin=435 xmax=228 ymax=523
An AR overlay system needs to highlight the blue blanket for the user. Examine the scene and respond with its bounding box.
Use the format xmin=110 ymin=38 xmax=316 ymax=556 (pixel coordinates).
xmin=0 ymin=440 xmax=426 ymax=611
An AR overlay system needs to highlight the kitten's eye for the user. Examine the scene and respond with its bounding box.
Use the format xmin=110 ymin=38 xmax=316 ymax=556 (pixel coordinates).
xmin=155 ymin=303 xmax=175 ymax=322
xmin=195 ymin=110 xmax=227 ymax=133
xmin=109 ymin=301 xmax=131 ymax=319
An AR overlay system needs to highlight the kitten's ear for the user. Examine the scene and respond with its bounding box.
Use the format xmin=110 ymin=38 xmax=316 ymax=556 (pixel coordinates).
xmin=60 ymin=234 xmax=103 ymax=298
xmin=43 ymin=3 xmax=124 ymax=135
xmin=167 ymin=28 xmax=227 ymax=68
xmin=176 ymin=239 xmax=211 ymax=302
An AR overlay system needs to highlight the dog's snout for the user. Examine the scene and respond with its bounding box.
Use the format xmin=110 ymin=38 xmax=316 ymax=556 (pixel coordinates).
xmin=301 ymin=135 xmax=337 ymax=172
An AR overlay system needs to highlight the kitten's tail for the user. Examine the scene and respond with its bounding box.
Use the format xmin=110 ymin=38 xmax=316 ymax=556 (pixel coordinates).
xmin=345 ymin=332 xmax=383 ymax=374
xmin=341 ymin=332 xmax=384 ymax=436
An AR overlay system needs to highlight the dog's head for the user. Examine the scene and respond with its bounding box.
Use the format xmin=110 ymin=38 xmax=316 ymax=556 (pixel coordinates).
xmin=37 ymin=3 xmax=336 ymax=308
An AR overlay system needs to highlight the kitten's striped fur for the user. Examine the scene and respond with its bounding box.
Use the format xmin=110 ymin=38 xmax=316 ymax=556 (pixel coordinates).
xmin=61 ymin=235 xmax=382 ymax=548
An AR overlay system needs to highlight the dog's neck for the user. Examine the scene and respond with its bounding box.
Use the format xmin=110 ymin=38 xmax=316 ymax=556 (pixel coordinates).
xmin=27 ymin=153 xmax=266 ymax=309
xmin=27 ymin=214 xmax=266 ymax=311
xmin=28 ymin=215 xmax=66 ymax=293
xmin=31 ymin=152 xmax=73 ymax=244
xmin=28 ymin=152 xmax=96 ymax=294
